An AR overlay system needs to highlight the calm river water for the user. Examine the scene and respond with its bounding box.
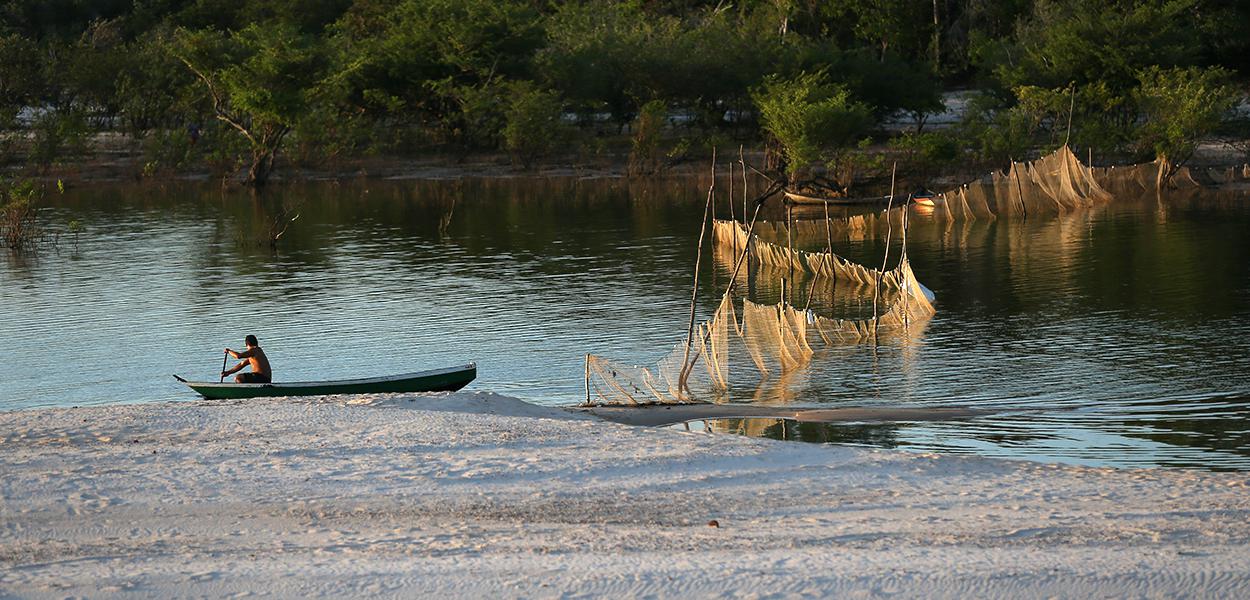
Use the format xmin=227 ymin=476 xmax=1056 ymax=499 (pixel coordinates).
xmin=3 ymin=175 xmax=1249 ymax=470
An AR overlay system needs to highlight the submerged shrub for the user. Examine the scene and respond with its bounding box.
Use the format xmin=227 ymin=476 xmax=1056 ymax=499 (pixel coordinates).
xmin=628 ymin=99 xmax=667 ymax=175
xmin=1 ymin=179 xmax=42 ymax=250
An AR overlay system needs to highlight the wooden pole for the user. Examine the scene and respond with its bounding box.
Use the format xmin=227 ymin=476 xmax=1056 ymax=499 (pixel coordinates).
xmin=1088 ymin=147 xmax=1094 ymax=196
xmin=825 ymin=199 xmax=836 ymax=309
xmin=681 ymin=182 xmax=783 ymax=373
xmin=584 ymin=353 xmax=591 ymax=406
xmin=901 ymin=192 xmax=911 ymax=328
xmin=1064 ymin=84 xmax=1076 ymax=147
xmin=802 ymin=264 xmax=820 ymax=311
xmin=905 ymin=191 xmax=915 ymax=261
xmin=725 ymin=182 xmax=783 ymax=295
xmin=786 ymin=201 xmax=794 ymax=304
xmin=728 ymin=160 xmax=737 ymax=258
xmin=680 ymin=149 xmax=717 ymax=397
xmin=1012 ymin=161 xmax=1028 ymax=218
xmin=740 ymin=146 xmax=748 ymax=225
xmin=711 ymin=162 xmax=717 ymax=225
xmin=873 ymin=162 xmax=897 ymax=337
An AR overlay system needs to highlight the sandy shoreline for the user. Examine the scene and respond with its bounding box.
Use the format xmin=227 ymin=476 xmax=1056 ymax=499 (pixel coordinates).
xmin=2 ymin=391 xmax=1249 ymax=598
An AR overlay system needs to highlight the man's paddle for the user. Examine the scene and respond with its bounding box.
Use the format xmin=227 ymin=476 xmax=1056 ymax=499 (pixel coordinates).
xmin=219 ymin=349 xmax=229 ymax=383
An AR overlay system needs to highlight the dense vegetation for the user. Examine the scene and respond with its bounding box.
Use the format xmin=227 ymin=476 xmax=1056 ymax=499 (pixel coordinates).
xmin=0 ymin=0 xmax=1246 ymax=187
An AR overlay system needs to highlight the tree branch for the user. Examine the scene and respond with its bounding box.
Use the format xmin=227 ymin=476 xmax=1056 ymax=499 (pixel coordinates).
xmin=177 ymin=55 xmax=258 ymax=148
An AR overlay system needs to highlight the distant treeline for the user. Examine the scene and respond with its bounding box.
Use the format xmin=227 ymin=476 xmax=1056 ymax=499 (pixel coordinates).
xmin=1 ymin=0 xmax=1247 ymax=186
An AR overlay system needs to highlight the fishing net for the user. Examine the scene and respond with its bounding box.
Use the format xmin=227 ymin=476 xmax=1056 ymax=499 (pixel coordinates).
xmin=585 ymin=254 xmax=935 ymax=406
xmin=1205 ymin=165 xmax=1250 ymax=184
xmin=746 ymin=212 xmax=894 ymax=243
xmin=586 ymin=295 xmax=735 ymax=406
xmin=937 ymin=145 xmax=1111 ymax=220
xmin=713 ymin=219 xmax=909 ymax=290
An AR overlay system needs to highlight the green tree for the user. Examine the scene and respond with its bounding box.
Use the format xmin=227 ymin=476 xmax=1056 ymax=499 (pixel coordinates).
xmin=830 ymin=0 xmax=933 ymax=63
xmin=172 ymin=0 xmax=352 ymax=33
xmin=328 ymin=0 xmax=543 ymax=150
xmin=173 ymin=23 xmax=330 ymax=187
xmin=954 ymin=92 xmax=1033 ymax=163
xmin=628 ymin=99 xmax=668 ymax=175
xmin=537 ymin=1 xmax=656 ymax=130
xmin=502 ymin=82 xmax=565 ymax=169
xmin=0 ymin=32 xmax=40 ymax=127
xmin=115 ymin=27 xmax=202 ymax=137
xmin=751 ymin=70 xmax=873 ymax=177
xmin=1134 ymin=65 xmax=1240 ymax=183
xmin=988 ymin=0 xmax=1203 ymax=93
xmin=828 ymin=50 xmax=944 ymax=130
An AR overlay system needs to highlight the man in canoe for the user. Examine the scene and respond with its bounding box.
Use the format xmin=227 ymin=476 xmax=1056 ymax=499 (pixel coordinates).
xmin=222 ymin=335 xmax=272 ymax=383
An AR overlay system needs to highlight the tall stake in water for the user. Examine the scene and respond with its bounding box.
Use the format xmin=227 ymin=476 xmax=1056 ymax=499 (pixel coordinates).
xmin=1013 ymin=160 xmax=1028 ymax=218
xmin=825 ymin=199 xmax=835 ymax=308
xmin=680 ymin=149 xmax=717 ymax=397
xmin=681 ymin=180 xmax=784 ymax=378
xmin=901 ymin=187 xmax=911 ymax=328
xmin=740 ymin=146 xmax=748 ymax=227
xmin=728 ymin=160 xmax=737 ymax=257
xmin=786 ymin=201 xmax=794 ymax=304
xmin=873 ymin=162 xmax=898 ymax=338
xmin=583 ymin=353 xmax=591 ymax=406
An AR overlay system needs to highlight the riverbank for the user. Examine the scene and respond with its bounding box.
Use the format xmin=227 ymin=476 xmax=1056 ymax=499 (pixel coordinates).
xmin=2 ymin=131 xmax=731 ymax=185
xmin=6 ymin=131 xmax=1249 ymax=188
xmin=2 ymin=391 xmax=1248 ymax=598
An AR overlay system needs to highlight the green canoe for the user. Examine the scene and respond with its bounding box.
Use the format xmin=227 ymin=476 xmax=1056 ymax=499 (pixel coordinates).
xmin=174 ymin=363 xmax=477 ymax=400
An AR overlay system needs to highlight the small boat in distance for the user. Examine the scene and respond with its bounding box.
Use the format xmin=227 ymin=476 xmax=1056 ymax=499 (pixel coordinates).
xmin=174 ymin=363 xmax=477 ymax=400
xmin=784 ymin=190 xmax=940 ymax=207
xmin=912 ymin=190 xmax=940 ymax=206
xmin=784 ymin=190 xmax=896 ymax=206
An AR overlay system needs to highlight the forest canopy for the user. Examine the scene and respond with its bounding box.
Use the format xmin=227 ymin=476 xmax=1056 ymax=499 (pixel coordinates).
xmin=0 ymin=0 xmax=1246 ymax=186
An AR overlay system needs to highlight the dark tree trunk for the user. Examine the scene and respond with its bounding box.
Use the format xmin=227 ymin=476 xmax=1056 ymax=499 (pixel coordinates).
xmin=243 ymin=127 xmax=289 ymax=189
xmin=245 ymin=149 xmax=276 ymax=188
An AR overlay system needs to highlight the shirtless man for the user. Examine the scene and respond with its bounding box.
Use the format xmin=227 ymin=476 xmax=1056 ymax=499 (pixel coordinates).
xmin=222 ymin=335 xmax=272 ymax=383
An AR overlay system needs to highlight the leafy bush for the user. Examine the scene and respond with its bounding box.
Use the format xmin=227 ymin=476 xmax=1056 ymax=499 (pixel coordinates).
xmin=140 ymin=128 xmax=197 ymax=175
xmin=955 ymin=93 xmax=1033 ymax=164
xmin=1134 ymin=66 xmax=1240 ymax=177
xmin=173 ymin=23 xmax=331 ymax=186
xmin=826 ymin=137 xmax=885 ymax=192
xmin=987 ymin=1 xmax=1202 ymax=93
xmin=0 ymin=32 xmax=40 ymax=145
xmin=891 ymin=130 xmax=962 ymax=176
xmin=1 ymin=179 xmax=41 ymax=250
xmin=503 ymin=82 xmax=565 ymax=169
xmin=628 ymin=99 xmax=667 ymax=175
xmin=30 ymin=109 xmax=91 ymax=166
xmin=751 ymin=70 xmax=873 ymax=176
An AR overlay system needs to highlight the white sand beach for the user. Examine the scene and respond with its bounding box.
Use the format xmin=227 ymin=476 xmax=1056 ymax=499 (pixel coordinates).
xmin=2 ymin=391 xmax=1249 ymax=598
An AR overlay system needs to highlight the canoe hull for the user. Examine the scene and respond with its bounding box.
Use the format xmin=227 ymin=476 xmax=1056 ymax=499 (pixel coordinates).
xmin=179 ymin=363 xmax=477 ymax=400
xmin=783 ymin=191 xmax=893 ymax=206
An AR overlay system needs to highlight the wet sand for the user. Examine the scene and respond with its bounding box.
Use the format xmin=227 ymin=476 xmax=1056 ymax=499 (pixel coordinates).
xmin=575 ymin=402 xmax=991 ymax=427
xmin=2 ymin=391 xmax=1249 ymax=598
